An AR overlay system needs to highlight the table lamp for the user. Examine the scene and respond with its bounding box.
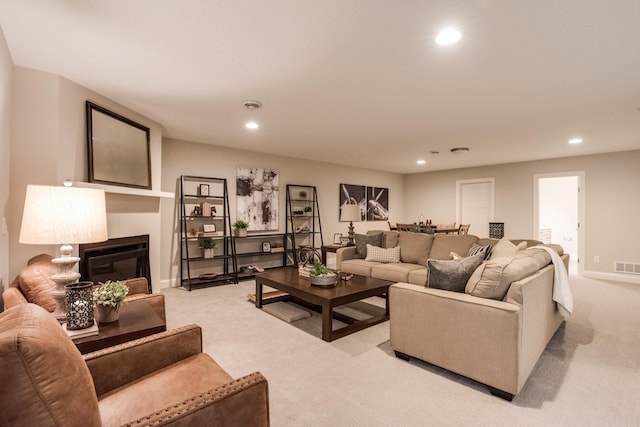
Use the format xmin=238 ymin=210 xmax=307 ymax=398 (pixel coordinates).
xmin=19 ymin=184 xmax=108 ymax=322
xmin=340 ymin=204 xmax=361 ymax=246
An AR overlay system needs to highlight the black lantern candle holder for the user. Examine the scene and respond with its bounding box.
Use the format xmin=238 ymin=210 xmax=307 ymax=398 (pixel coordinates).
xmin=64 ymin=281 xmax=95 ymax=330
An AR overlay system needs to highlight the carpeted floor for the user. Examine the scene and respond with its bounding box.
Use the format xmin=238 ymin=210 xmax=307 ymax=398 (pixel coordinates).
xmin=162 ymin=272 xmax=640 ymax=427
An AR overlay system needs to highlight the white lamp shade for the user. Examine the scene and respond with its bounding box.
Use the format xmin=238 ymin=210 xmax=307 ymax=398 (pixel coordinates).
xmin=19 ymin=185 xmax=108 ymax=245
xmin=340 ymin=204 xmax=361 ymax=223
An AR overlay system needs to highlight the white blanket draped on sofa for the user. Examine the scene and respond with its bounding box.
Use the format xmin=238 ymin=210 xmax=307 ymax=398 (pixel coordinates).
xmin=534 ymin=245 xmax=573 ymax=318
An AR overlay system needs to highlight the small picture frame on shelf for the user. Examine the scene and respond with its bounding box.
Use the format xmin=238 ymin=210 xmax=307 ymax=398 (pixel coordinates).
xmin=333 ymin=233 xmax=343 ymax=245
xmin=262 ymin=242 xmax=272 ymax=253
xmin=198 ymin=184 xmax=209 ymax=196
xmin=203 ymin=224 xmax=216 ymax=233
xmin=340 ymin=237 xmax=349 ymax=247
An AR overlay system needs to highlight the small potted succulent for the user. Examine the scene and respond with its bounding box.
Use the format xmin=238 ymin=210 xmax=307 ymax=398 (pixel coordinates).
xmin=309 ymin=261 xmax=338 ymax=287
xmin=92 ymin=280 xmax=129 ymax=323
xmin=200 ymin=237 xmax=217 ymax=258
xmin=304 ymin=206 xmax=313 ymax=216
xmin=233 ymin=219 xmax=249 ymax=237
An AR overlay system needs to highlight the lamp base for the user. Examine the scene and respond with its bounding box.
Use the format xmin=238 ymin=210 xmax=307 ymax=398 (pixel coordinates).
xmin=51 ymin=253 xmax=81 ymax=323
xmin=347 ymin=222 xmax=356 ymax=246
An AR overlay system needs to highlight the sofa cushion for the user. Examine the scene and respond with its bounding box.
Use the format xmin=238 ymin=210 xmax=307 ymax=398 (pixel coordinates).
xmin=371 ymin=263 xmax=425 ymax=283
xmin=18 ymin=255 xmax=58 ymax=312
xmin=365 ymin=244 xmax=400 ymax=263
xmin=354 ymin=233 xmax=383 ymax=259
xmin=466 ymin=248 xmax=552 ymax=300
xmin=429 ymin=235 xmax=479 ymax=260
xmin=382 ymin=231 xmax=400 ymax=249
xmin=398 ymin=232 xmax=434 ymax=265
xmin=489 ymin=238 xmax=527 ymax=259
xmin=407 ymin=268 xmax=429 ymax=285
xmin=340 ymin=259 xmax=380 ymax=276
xmin=426 ymin=253 xmax=485 ymax=293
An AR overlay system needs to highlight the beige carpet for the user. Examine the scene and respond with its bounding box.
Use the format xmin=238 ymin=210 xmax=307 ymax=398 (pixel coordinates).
xmin=162 ymin=271 xmax=640 ymax=427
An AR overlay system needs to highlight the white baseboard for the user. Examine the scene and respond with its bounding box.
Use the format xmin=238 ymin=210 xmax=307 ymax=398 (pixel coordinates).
xmin=581 ymin=270 xmax=640 ymax=284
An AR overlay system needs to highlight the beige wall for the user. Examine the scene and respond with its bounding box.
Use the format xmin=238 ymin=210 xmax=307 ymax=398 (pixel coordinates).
xmin=160 ymin=138 xmax=404 ymax=287
xmin=7 ymin=67 xmax=166 ymax=291
xmin=0 ymin=27 xmax=12 ymax=306
xmin=405 ymin=151 xmax=640 ymax=280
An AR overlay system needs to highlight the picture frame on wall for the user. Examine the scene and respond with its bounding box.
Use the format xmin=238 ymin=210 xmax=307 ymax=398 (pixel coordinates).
xmin=86 ymin=101 xmax=151 ymax=190
xmin=366 ymin=187 xmax=389 ymax=221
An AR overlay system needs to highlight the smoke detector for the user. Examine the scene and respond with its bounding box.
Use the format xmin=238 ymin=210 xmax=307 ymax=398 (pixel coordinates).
xmin=243 ymin=100 xmax=262 ymax=109
xmin=450 ymin=147 xmax=470 ymax=155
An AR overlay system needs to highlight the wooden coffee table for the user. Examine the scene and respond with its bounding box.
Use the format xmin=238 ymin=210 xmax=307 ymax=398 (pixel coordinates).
xmin=72 ymin=299 xmax=166 ymax=354
xmin=255 ymin=267 xmax=392 ymax=342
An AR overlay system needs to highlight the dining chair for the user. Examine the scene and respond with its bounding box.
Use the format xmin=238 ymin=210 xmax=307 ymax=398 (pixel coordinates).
xmin=458 ymin=224 xmax=470 ymax=235
xmin=396 ymin=223 xmax=419 ymax=232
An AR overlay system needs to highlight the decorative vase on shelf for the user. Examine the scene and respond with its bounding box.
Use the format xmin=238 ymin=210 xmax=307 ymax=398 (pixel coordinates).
xmin=203 ymin=248 xmax=215 ymax=259
xmin=96 ymin=303 xmax=120 ymax=324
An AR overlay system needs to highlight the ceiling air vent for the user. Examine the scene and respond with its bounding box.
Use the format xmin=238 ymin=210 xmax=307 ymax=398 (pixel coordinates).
xmin=613 ymin=261 xmax=640 ymax=275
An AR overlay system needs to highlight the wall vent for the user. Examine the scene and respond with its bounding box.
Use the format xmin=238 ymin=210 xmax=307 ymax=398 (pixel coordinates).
xmin=613 ymin=261 xmax=640 ymax=275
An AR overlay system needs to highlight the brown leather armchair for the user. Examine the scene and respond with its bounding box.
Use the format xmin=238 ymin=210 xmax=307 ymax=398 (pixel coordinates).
xmin=0 ymin=303 xmax=269 ymax=426
xmin=2 ymin=254 xmax=165 ymax=322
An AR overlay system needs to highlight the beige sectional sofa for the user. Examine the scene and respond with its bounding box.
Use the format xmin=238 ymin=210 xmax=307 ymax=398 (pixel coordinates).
xmin=336 ymin=231 xmax=569 ymax=400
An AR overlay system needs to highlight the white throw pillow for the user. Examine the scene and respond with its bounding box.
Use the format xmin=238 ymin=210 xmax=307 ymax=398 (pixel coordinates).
xmin=365 ymin=244 xmax=400 ymax=263
xmin=489 ymin=238 xmax=527 ymax=259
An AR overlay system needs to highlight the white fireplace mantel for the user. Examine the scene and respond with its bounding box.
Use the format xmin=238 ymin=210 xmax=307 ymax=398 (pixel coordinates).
xmin=74 ymin=181 xmax=174 ymax=199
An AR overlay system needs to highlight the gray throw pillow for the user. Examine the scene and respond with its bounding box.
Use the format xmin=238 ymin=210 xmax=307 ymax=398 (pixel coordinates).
xmin=426 ymin=253 xmax=484 ymax=293
xmin=354 ymin=233 xmax=383 ymax=259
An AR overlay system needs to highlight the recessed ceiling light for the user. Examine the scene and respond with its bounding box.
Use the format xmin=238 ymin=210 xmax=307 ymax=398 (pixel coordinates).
xmin=436 ymin=27 xmax=462 ymax=45
xmin=568 ymin=138 xmax=583 ymax=144
xmin=417 ymin=159 xmax=426 ymax=165
xmin=245 ymin=122 xmax=259 ymax=129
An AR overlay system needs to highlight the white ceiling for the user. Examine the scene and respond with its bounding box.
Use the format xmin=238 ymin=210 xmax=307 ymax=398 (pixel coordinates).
xmin=1 ymin=0 xmax=639 ymax=173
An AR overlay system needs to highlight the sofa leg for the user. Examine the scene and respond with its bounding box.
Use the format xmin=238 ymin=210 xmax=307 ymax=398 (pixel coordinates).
xmin=394 ymin=351 xmax=410 ymax=361
xmin=488 ymin=386 xmax=514 ymax=401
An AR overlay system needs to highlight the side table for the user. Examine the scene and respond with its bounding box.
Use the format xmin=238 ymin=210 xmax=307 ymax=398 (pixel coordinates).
xmin=321 ymin=245 xmax=343 ymax=265
xmin=72 ymin=299 xmax=166 ymax=354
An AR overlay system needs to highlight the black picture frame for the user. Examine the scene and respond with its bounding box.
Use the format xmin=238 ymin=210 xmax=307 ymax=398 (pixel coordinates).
xmin=262 ymin=242 xmax=271 ymax=253
xmin=333 ymin=233 xmax=343 ymax=245
xmin=86 ymin=101 xmax=151 ymax=190
xmin=198 ymin=184 xmax=209 ymax=196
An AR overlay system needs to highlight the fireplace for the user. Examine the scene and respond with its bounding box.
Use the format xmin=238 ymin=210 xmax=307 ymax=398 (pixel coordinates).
xmin=79 ymin=235 xmax=151 ymax=293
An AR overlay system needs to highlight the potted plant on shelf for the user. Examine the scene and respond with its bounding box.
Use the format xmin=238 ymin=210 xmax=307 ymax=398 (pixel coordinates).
xmin=200 ymin=238 xmax=216 ymax=258
xmin=233 ymin=220 xmax=249 ymax=237
xmin=92 ymin=280 xmax=129 ymax=324
xmin=309 ymin=261 xmax=338 ymax=287
xmin=304 ymin=206 xmax=313 ymax=216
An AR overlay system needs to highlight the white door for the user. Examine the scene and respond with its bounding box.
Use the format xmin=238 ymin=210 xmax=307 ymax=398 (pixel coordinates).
xmin=456 ymin=178 xmax=495 ymax=237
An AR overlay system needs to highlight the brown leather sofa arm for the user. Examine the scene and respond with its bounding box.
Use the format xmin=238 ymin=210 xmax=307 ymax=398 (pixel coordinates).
xmin=85 ymin=324 xmax=203 ymax=396
xmin=1 ymin=285 xmax=28 ymax=310
xmin=129 ymin=371 xmax=270 ymax=427
xmin=125 ymin=292 xmax=166 ymax=322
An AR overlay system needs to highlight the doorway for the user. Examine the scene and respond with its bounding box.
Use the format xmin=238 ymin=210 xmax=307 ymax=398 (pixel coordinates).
xmin=534 ymin=172 xmax=584 ymax=274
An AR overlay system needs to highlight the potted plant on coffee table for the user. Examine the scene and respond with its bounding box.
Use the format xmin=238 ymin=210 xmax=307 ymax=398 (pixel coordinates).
xmin=200 ymin=237 xmax=216 ymax=258
xmin=233 ymin=219 xmax=249 ymax=237
xmin=309 ymin=261 xmax=338 ymax=287
xmin=92 ymin=280 xmax=129 ymax=324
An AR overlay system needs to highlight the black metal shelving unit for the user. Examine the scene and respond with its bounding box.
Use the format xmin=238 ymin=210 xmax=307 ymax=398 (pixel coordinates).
xmin=179 ymin=175 xmax=237 ymax=290
xmin=285 ymin=184 xmax=323 ymax=265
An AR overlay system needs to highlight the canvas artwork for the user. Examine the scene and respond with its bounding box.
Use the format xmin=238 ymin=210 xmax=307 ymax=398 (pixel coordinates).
xmin=236 ymin=166 xmax=279 ymax=231
xmin=366 ymin=187 xmax=389 ymax=221
xmin=339 ymin=183 xmax=366 ymax=221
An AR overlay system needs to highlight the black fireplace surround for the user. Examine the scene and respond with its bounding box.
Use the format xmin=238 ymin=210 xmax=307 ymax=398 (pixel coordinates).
xmin=79 ymin=235 xmax=151 ymax=293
